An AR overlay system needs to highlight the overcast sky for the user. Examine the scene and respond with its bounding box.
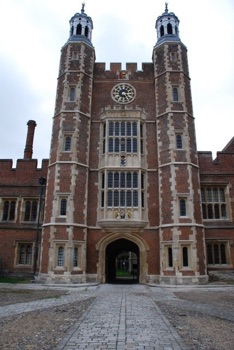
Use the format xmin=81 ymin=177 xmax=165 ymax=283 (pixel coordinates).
xmin=0 ymin=0 xmax=233 ymax=165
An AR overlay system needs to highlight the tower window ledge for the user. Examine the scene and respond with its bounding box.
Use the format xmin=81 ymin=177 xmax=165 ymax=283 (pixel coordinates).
xmin=97 ymin=219 xmax=148 ymax=229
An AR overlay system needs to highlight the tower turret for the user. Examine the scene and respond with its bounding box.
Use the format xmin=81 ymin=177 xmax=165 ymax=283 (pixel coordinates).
xmin=155 ymin=3 xmax=180 ymax=45
xmin=69 ymin=3 xmax=93 ymax=45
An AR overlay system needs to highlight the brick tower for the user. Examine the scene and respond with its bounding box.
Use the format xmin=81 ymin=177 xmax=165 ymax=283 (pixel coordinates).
xmin=153 ymin=4 xmax=207 ymax=283
xmin=39 ymin=4 xmax=95 ymax=282
xmin=38 ymin=4 xmax=208 ymax=284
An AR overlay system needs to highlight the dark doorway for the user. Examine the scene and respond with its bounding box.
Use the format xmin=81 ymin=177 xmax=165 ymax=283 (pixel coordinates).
xmin=106 ymin=239 xmax=139 ymax=284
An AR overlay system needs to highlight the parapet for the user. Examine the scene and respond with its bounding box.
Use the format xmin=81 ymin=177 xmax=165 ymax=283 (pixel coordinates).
xmin=94 ymin=62 xmax=154 ymax=80
xmin=0 ymin=159 xmax=49 ymax=186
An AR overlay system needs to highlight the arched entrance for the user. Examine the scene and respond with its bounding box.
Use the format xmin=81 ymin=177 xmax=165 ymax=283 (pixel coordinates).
xmin=106 ymin=239 xmax=139 ymax=283
xmin=96 ymin=232 xmax=149 ymax=284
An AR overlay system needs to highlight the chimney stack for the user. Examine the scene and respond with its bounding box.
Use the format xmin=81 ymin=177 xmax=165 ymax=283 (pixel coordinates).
xmin=24 ymin=120 xmax=37 ymax=159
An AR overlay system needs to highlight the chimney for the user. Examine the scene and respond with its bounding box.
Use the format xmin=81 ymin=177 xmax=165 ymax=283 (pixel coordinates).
xmin=24 ymin=120 xmax=37 ymax=159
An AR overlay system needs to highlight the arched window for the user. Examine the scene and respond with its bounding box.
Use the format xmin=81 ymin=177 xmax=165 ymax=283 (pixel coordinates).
xmin=176 ymin=134 xmax=182 ymax=149
xmin=160 ymin=25 xmax=164 ymax=37
xmin=173 ymin=87 xmax=179 ymax=102
xmin=168 ymin=247 xmax=173 ymax=267
xmin=73 ymin=247 xmax=78 ymax=267
xmin=85 ymin=26 xmax=89 ymax=37
xmin=180 ymin=199 xmax=186 ymax=216
xmin=57 ymin=246 xmax=64 ymax=266
xmin=167 ymin=23 xmax=173 ymax=34
xmin=183 ymin=247 xmax=189 ymax=267
xmin=65 ymin=136 xmax=71 ymax=151
xmin=69 ymin=87 xmax=75 ymax=102
xmin=60 ymin=199 xmax=67 ymax=216
xmin=76 ymin=23 xmax=82 ymax=35
xmin=2 ymin=200 xmax=16 ymax=221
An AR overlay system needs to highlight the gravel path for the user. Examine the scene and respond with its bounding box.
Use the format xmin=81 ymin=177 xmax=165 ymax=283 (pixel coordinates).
xmin=0 ymin=284 xmax=233 ymax=349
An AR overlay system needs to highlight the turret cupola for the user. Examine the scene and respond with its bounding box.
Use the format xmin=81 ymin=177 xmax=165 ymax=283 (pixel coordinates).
xmin=68 ymin=2 xmax=93 ymax=46
xmin=155 ymin=3 xmax=180 ymax=46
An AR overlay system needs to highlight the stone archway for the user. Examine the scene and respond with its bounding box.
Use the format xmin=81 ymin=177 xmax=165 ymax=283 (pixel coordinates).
xmin=96 ymin=232 xmax=149 ymax=284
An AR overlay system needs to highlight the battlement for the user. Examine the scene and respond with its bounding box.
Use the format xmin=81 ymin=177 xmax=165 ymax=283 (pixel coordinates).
xmin=0 ymin=159 xmax=49 ymax=186
xmin=94 ymin=62 xmax=154 ymax=80
xmin=198 ymin=151 xmax=234 ymax=174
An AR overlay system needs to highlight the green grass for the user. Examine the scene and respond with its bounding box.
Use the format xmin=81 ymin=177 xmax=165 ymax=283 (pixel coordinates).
xmin=116 ymin=269 xmax=132 ymax=277
xmin=0 ymin=276 xmax=32 ymax=284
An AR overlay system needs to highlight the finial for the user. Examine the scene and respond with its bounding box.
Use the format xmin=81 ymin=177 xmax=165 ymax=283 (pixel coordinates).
xmin=81 ymin=2 xmax=85 ymax=13
xmin=165 ymin=2 xmax=168 ymax=13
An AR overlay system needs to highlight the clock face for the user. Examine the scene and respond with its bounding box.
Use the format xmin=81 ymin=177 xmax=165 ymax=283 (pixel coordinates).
xmin=111 ymin=83 xmax=136 ymax=104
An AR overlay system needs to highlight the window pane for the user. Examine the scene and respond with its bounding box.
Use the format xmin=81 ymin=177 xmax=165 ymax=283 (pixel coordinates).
xmin=108 ymin=172 xmax=113 ymax=188
xmin=120 ymin=190 xmax=125 ymax=206
xmin=133 ymin=138 xmax=137 ymax=152
xmin=127 ymin=122 xmax=131 ymax=136
xmin=120 ymin=173 xmax=125 ymax=188
xmin=133 ymin=122 xmax=137 ymax=136
xmin=32 ymin=201 xmax=38 ymax=221
xmin=108 ymin=138 xmax=113 ymax=152
xmin=9 ymin=201 xmax=16 ymax=220
xmin=220 ymin=244 xmax=226 ymax=264
xmin=141 ymin=191 xmax=145 ymax=208
xmin=57 ymin=247 xmax=64 ymax=266
xmin=133 ymin=173 xmax=138 ymax=188
xmin=2 ymin=201 xmax=9 ymax=220
xmin=102 ymin=173 xmax=105 ymax=189
xmin=73 ymin=247 xmax=78 ymax=267
xmin=19 ymin=245 xmax=25 ymax=264
xmin=207 ymin=244 xmax=213 ymax=264
xmin=26 ymin=245 xmax=32 ymax=264
xmin=182 ymin=247 xmax=188 ymax=266
xmin=65 ymin=136 xmax=71 ymax=151
xmin=115 ymin=122 xmax=119 ymax=136
xmin=114 ymin=191 xmax=119 ymax=207
xmin=69 ymin=87 xmax=75 ymax=102
xmin=120 ymin=138 xmax=125 ymax=152
xmin=214 ymin=204 xmax=220 ymax=219
xmin=24 ymin=201 xmax=31 ymax=221
xmin=114 ymin=138 xmax=119 ymax=152
xmin=133 ymin=191 xmax=138 ymax=207
xmin=180 ymin=199 xmax=186 ymax=216
xmin=221 ymin=204 xmax=226 ymax=218
xmin=168 ymin=247 xmax=173 ymax=267
xmin=176 ymin=135 xmax=182 ymax=149
xmin=127 ymin=191 xmax=132 ymax=207
xmin=103 ymin=123 xmax=106 ymax=137
xmin=114 ymin=172 xmax=119 ymax=188
xmin=213 ymin=188 xmax=218 ymax=202
xmin=219 ymin=188 xmax=225 ymax=202
xmin=121 ymin=122 xmax=125 ymax=136
xmin=127 ymin=138 xmax=131 ymax=152
xmin=109 ymin=122 xmax=114 ymax=136
xmin=207 ymin=189 xmax=212 ymax=202
xmin=214 ymin=244 xmax=219 ymax=264
xmin=173 ymin=87 xmax=178 ymax=102
xmin=60 ymin=199 xmax=67 ymax=215
xmin=127 ymin=173 xmax=132 ymax=188
xmin=207 ymin=204 xmax=213 ymax=219
xmin=107 ymin=190 xmax=112 ymax=206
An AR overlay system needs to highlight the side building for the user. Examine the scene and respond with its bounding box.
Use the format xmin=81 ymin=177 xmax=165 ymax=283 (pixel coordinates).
xmin=0 ymin=5 xmax=233 ymax=284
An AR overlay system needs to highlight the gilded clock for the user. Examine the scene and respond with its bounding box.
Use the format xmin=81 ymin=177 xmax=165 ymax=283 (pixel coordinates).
xmin=111 ymin=83 xmax=136 ymax=104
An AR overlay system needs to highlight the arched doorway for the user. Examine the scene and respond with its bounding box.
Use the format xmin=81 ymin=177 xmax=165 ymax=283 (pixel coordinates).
xmin=106 ymin=239 xmax=139 ymax=284
xmin=96 ymin=232 xmax=149 ymax=284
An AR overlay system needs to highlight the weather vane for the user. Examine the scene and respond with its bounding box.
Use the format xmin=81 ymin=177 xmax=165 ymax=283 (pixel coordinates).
xmin=81 ymin=2 xmax=85 ymax=13
xmin=165 ymin=2 xmax=169 ymax=12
